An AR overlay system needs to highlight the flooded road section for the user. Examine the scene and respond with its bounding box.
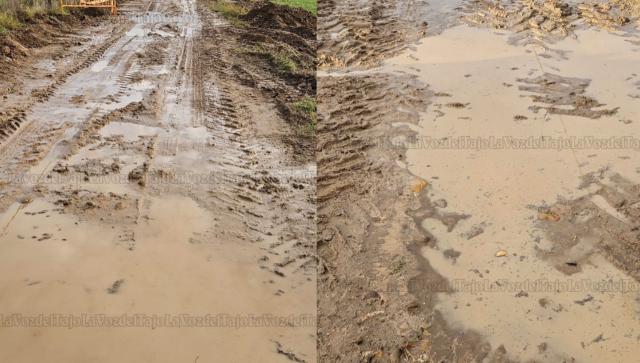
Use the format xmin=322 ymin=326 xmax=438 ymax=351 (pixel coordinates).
xmin=318 ymin=0 xmax=640 ymax=361
xmin=383 ymin=18 xmax=640 ymax=363
xmin=0 ymin=0 xmax=315 ymax=361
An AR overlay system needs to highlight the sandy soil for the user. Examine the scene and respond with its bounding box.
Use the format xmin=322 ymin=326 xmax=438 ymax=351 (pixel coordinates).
xmin=319 ymin=0 xmax=640 ymax=362
xmin=0 ymin=0 xmax=316 ymax=362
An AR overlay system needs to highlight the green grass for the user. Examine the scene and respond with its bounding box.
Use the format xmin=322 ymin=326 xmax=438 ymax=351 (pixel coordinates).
xmin=292 ymin=96 xmax=316 ymax=135
xmin=0 ymin=12 xmax=22 ymax=33
xmin=292 ymin=96 xmax=316 ymax=119
xmin=272 ymin=53 xmax=297 ymax=73
xmin=208 ymin=0 xmax=247 ymax=25
xmin=244 ymin=44 xmax=299 ymax=74
xmin=271 ymin=0 xmax=316 ymax=15
xmin=0 ymin=0 xmax=67 ymax=33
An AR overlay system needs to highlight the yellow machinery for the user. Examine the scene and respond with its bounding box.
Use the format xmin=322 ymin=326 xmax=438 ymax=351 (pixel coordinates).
xmin=60 ymin=0 xmax=117 ymax=15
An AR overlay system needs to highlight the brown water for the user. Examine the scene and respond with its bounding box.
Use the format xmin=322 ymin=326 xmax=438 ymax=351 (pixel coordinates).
xmin=384 ymin=25 xmax=640 ymax=361
xmin=0 ymin=193 xmax=314 ymax=362
xmin=0 ymin=0 xmax=315 ymax=360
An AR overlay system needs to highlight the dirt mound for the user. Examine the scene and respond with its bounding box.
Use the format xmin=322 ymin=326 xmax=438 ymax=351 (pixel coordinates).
xmin=579 ymin=0 xmax=640 ymax=30
xmin=50 ymin=188 xmax=137 ymax=225
xmin=242 ymin=2 xmax=316 ymax=38
xmin=0 ymin=12 xmax=101 ymax=60
xmin=463 ymin=0 xmax=577 ymax=45
xmin=463 ymin=0 xmax=640 ymax=41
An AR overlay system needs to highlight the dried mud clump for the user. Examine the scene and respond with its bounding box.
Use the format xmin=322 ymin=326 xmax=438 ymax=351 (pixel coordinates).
xmin=463 ymin=0 xmax=577 ymax=44
xmin=0 ymin=12 xmax=101 ymax=83
xmin=51 ymin=189 xmax=137 ymax=224
xmin=579 ymin=0 xmax=640 ymax=30
xmin=537 ymin=172 xmax=640 ymax=281
xmin=464 ymin=0 xmax=640 ymax=36
xmin=128 ymin=162 xmax=149 ymax=186
xmin=518 ymin=73 xmax=619 ymax=119
xmin=318 ymin=0 xmax=429 ymax=68
xmin=71 ymin=160 xmax=121 ymax=177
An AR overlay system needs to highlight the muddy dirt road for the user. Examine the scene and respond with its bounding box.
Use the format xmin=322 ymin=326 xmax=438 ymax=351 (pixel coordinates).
xmin=319 ymin=0 xmax=640 ymax=362
xmin=0 ymin=0 xmax=315 ymax=362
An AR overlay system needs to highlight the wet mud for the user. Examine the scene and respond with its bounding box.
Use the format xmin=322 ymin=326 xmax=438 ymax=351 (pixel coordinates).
xmin=0 ymin=0 xmax=316 ymax=361
xmin=319 ymin=0 xmax=640 ymax=362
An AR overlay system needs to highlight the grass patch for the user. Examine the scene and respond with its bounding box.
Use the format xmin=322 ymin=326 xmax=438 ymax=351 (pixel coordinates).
xmin=24 ymin=5 xmax=46 ymax=19
xmin=292 ymin=96 xmax=316 ymax=119
xmin=47 ymin=6 xmax=68 ymax=16
xmin=244 ymin=44 xmax=299 ymax=74
xmin=272 ymin=53 xmax=297 ymax=73
xmin=208 ymin=0 xmax=247 ymax=25
xmin=0 ymin=12 xmax=21 ymax=33
xmin=271 ymin=0 xmax=316 ymax=15
xmin=292 ymin=96 xmax=316 ymax=135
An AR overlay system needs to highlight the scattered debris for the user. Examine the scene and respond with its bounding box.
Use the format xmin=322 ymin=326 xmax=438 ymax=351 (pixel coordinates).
xmin=106 ymin=279 xmax=124 ymax=294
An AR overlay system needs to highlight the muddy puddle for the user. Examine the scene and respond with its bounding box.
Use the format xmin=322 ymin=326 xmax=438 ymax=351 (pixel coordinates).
xmin=0 ymin=194 xmax=314 ymax=362
xmin=382 ymin=24 xmax=640 ymax=361
xmin=0 ymin=0 xmax=316 ymax=360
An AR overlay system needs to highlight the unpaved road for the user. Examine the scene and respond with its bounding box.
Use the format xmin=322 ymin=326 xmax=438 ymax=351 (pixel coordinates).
xmin=319 ymin=0 xmax=640 ymax=362
xmin=0 ymin=0 xmax=315 ymax=361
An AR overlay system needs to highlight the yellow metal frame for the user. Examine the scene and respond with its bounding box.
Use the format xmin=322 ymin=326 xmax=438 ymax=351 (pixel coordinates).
xmin=60 ymin=0 xmax=117 ymax=15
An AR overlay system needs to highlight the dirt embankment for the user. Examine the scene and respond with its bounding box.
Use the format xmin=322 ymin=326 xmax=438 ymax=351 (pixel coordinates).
xmin=205 ymin=0 xmax=316 ymax=159
xmin=241 ymin=2 xmax=316 ymax=151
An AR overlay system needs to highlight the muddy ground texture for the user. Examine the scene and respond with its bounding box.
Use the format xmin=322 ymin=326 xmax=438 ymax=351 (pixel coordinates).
xmin=318 ymin=0 xmax=640 ymax=70
xmin=0 ymin=10 xmax=124 ymax=143
xmin=318 ymin=74 xmax=507 ymax=363
xmin=199 ymin=0 xmax=318 ymax=300
xmin=318 ymin=0 xmax=431 ymax=69
xmin=0 ymin=0 xmax=316 ymax=361
xmin=236 ymin=0 xmax=317 ymax=158
xmin=318 ymin=0 xmax=640 ymax=362
xmin=0 ymin=9 xmax=106 ymax=77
